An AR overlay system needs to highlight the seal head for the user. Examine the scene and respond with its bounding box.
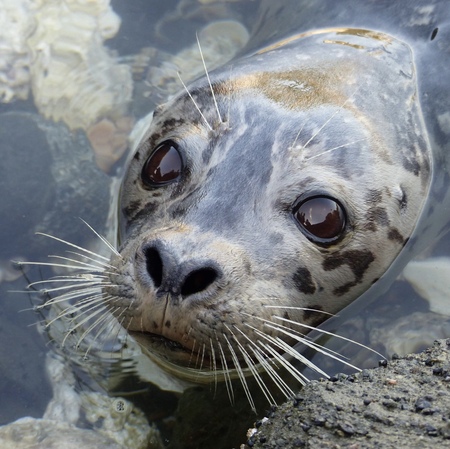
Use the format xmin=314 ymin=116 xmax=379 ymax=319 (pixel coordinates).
xmin=106 ymin=30 xmax=431 ymax=385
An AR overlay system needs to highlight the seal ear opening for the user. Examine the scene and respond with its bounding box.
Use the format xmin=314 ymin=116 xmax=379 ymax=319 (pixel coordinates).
xmin=430 ymin=27 xmax=439 ymax=41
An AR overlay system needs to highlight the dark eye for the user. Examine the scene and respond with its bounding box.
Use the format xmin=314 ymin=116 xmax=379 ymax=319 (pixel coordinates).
xmin=293 ymin=196 xmax=346 ymax=244
xmin=141 ymin=141 xmax=183 ymax=187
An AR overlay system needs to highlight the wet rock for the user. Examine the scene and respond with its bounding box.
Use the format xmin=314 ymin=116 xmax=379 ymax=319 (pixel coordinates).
xmin=244 ymin=339 xmax=450 ymax=448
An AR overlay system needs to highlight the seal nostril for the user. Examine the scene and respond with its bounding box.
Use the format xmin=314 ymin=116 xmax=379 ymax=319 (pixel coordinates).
xmin=144 ymin=247 xmax=163 ymax=288
xmin=181 ymin=267 xmax=218 ymax=297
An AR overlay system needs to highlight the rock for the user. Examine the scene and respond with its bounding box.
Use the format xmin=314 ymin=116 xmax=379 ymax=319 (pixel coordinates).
xmin=245 ymin=339 xmax=450 ymax=449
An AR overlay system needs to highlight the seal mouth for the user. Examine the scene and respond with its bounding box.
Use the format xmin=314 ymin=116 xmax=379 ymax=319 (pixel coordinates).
xmin=129 ymin=330 xmax=194 ymax=365
xmin=129 ymin=330 xmax=255 ymax=385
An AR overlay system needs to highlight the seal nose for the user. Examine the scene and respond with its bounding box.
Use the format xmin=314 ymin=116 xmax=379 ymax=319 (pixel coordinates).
xmin=143 ymin=245 xmax=220 ymax=297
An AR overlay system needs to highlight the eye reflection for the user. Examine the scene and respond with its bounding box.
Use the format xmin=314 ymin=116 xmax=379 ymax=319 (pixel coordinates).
xmin=141 ymin=141 xmax=183 ymax=187
xmin=294 ymin=196 xmax=346 ymax=242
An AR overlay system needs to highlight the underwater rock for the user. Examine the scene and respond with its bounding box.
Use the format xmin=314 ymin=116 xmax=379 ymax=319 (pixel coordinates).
xmin=0 ymin=0 xmax=33 ymax=102
xmin=0 ymin=0 xmax=133 ymax=136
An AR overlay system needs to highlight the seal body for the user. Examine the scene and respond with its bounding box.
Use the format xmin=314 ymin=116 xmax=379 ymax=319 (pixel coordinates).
xmin=105 ymin=0 xmax=450 ymax=389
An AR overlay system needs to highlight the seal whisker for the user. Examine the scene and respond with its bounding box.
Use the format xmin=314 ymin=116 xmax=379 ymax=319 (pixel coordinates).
xmin=244 ymin=311 xmax=384 ymax=362
xmin=60 ymin=301 xmax=114 ymax=346
xmin=43 ymin=296 xmax=104 ymax=319
xmin=245 ymin=321 xmax=327 ymax=378
xmin=262 ymin=320 xmax=361 ymax=373
xmin=217 ymin=340 xmax=235 ymax=405
xmin=272 ymin=315 xmax=385 ymax=359
xmin=233 ymin=325 xmax=296 ymax=400
xmin=257 ymin=339 xmax=311 ymax=386
xmin=30 ymin=278 xmax=106 ymax=295
xmin=44 ymin=294 xmax=106 ymax=326
xmin=112 ymin=315 xmax=132 ymax=358
xmin=264 ymin=305 xmax=334 ymax=317
xmin=122 ymin=314 xmax=134 ymax=332
xmin=305 ymin=87 xmax=361 ymax=151
xmin=78 ymin=218 xmax=120 ymax=258
xmin=37 ymin=286 xmax=106 ymax=308
xmin=75 ymin=307 xmax=115 ymax=351
xmin=250 ymin=314 xmax=362 ymax=372
xmin=35 ymin=231 xmax=114 ymax=261
xmin=70 ymin=303 xmax=128 ymax=357
xmin=30 ymin=275 xmax=109 ymax=286
xmin=63 ymin=304 xmax=121 ymax=350
xmin=76 ymin=301 xmax=127 ymax=355
xmin=196 ymin=32 xmax=223 ymax=124
xmin=240 ymin=347 xmax=277 ymax=407
xmin=193 ymin=340 xmax=205 ymax=369
xmin=46 ymin=255 xmax=109 ymax=272
xmin=20 ymin=260 xmax=104 ymax=272
xmin=34 ymin=287 xmax=110 ymax=311
xmin=209 ymin=338 xmax=219 ymax=395
xmin=303 ymin=137 xmax=368 ymax=163
xmin=248 ymin=342 xmax=297 ymax=399
xmin=188 ymin=337 xmax=196 ymax=368
xmin=289 ymin=122 xmax=306 ymax=151
xmin=223 ymin=326 xmax=267 ymax=410
xmin=198 ymin=342 xmax=206 ymax=372
xmin=222 ymin=333 xmax=256 ymax=410
xmin=64 ymin=250 xmax=117 ymax=270
xmin=80 ymin=315 xmax=121 ymax=358
xmin=176 ymin=71 xmax=213 ymax=131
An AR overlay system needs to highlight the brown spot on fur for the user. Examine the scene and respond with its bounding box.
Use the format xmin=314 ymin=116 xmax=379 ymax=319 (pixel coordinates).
xmin=123 ymin=200 xmax=142 ymax=217
xmin=165 ymin=320 xmax=171 ymax=328
xmin=388 ymin=228 xmax=404 ymax=244
xmin=292 ymin=267 xmax=316 ymax=294
xmin=323 ymin=250 xmax=375 ymax=296
xmin=398 ymin=188 xmax=408 ymax=210
xmin=365 ymin=206 xmax=389 ymax=229
xmin=365 ymin=189 xmax=383 ymax=205
xmin=364 ymin=221 xmax=377 ymax=232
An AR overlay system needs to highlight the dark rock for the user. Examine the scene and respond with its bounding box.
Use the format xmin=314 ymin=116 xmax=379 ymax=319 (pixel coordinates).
xmin=247 ymin=339 xmax=450 ymax=449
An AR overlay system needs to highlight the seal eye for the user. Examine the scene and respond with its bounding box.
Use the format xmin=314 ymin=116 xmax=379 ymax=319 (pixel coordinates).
xmin=294 ymin=196 xmax=346 ymax=243
xmin=141 ymin=141 xmax=183 ymax=187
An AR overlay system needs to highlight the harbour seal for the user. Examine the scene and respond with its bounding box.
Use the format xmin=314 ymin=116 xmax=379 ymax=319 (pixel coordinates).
xmin=102 ymin=0 xmax=450 ymax=404
xmin=36 ymin=0 xmax=450 ymax=408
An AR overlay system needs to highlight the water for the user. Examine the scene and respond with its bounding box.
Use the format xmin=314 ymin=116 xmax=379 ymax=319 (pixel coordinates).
xmin=0 ymin=1 xmax=262 ymax=447
xmin=1 ymin=1 xmax=449 ymax=448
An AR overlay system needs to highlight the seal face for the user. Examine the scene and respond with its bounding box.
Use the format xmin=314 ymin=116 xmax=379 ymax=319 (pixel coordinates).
xmin=105 ymin=29 xmax=431 ymax=391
